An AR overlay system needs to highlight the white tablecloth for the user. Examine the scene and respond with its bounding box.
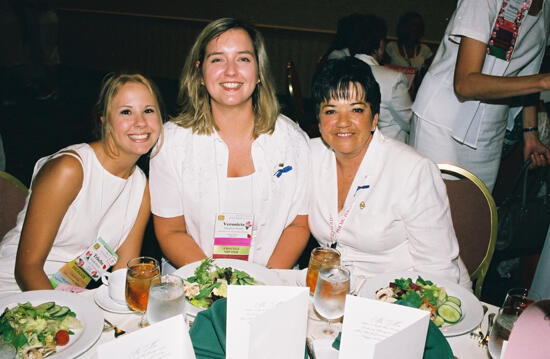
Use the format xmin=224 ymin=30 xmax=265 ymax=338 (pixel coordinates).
xmin=77 ymin=268 xmax=497 ymax=359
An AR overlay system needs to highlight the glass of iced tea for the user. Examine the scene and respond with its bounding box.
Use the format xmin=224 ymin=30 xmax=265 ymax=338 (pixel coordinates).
xmin=306 ymin=247 xmax=341 ymax=295
xmin=125 ymin=256 xmax=161 ymax=313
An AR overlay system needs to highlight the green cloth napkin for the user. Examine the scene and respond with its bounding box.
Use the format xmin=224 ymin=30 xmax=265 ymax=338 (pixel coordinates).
xmin=189 ymin=298 xmax=311 ymax=359
xmin=331 ymin=300 xmax=454 ymax=359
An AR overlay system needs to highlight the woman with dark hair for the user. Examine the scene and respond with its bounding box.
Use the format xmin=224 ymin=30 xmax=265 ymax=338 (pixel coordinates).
xmin=0 ymin=73 xmax=163 ymax=294
xmin=150 ymin=18 xmax=310 ymax=271
xmin=309 ymin=57 xmax=469 ymax=287
xmin=352 ymin=14 xmax=413 ymax=142
xmin=386 ymin=12 xmax=433 ymax=71
xmin=325 ymin=13 xmax=365 ymax=60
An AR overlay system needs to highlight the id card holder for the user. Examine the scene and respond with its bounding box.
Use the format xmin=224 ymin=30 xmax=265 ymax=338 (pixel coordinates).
xmin=487 ymin=0 xmax=532 ymax=61
xmin=50 ymin=237 xmax=118 ymax=288
xmin=213 ymin=213 xmax=253 ymax=261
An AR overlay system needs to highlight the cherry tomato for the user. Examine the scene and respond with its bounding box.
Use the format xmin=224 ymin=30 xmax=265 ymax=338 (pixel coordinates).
xmin=55 ymin=330 xmax=70 ymax=346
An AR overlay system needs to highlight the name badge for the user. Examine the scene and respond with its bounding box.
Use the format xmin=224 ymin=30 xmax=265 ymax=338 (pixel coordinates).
xmin=213 ymin=213 xmax=253 ymax=261
xmin=50 ymin=237 xmax=118 ymax=288
xmin=487 ymin=0 xmax=532 ymax=61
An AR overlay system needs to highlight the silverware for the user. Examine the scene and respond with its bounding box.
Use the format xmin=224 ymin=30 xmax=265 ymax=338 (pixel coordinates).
xmin=350 ymin=275 xmax=367 ymax=296
xmin=104 ymin=318 xmax=126 ymax=337
xmin=470 ymin=305 xmax=488 ymax=339
xmin=479 ymin=313 xmax=495 ymax=346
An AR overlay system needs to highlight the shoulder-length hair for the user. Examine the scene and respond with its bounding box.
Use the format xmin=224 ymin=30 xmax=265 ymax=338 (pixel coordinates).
xmin=94 ymin=73 xmax=165 ymax=158
xmin=172 ymin=17 xmax=279 ymax=136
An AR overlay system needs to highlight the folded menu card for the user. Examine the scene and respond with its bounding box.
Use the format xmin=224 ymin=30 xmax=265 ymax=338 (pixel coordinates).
xmin=97 ymin=315 xmax=196 ymax=359
xmin=226 ymin=285 xmax=309 ymax=359
xmin=339 ymin=296 xmax=429 ymax=359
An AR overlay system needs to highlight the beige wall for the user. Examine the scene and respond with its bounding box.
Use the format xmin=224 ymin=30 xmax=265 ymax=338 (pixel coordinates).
xmin=58 ymin=0 xmax=457 ymax=42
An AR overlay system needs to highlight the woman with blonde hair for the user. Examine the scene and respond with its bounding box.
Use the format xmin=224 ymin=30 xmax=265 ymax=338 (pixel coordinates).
xmin=0 ymin=73 xmax=163 ymax=294
xmin=150 ymin=18 xmax=310 ymax=271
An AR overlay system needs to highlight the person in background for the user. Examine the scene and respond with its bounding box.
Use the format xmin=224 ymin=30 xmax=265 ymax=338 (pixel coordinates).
xmin=352 ymin=14 xmax=413 ymax=142
xmin=386 ymin=12 xmax=433 ymax=72
xmin=150 ymin=18 xmax=310 ymax=272
xmin=410 ymin=0 xmax=550 ymax=192
xmin=0 ymin=73 xmax=163 ymax=294
xmin=308 ymin=57 xmax=471 ymax=289
xmin=325 ymin=13 xmax=364 ymax=61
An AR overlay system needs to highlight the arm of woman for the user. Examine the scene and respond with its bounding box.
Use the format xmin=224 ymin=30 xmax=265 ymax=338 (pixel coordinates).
xmin=454 ymin=36 xmax=550 ymax=101
xmin=112 ymin=182 xmax=152 ymax=271
xmin=15 ymin=155 xmax=83 ymax=290
xmin=266 ymin=215 xmax=309 ymax=269
xmin=153 ymin=215 xmax=207 ymax=268
xmin=522 ymin=104 xmax=550 ymax=168
xmin=401 ymin=158 xmax=460 ymax=282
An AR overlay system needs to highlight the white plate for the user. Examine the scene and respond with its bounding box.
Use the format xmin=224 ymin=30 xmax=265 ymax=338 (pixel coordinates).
xmin=0 ymin=290 xmax=103 ymax=357
xmin=359 ymin=272 xmax=484 ymax=337
xmin=173 ymin=259 xmax=283 ymax=316
xmin=94 ymin=285 xmax=133 ymax=314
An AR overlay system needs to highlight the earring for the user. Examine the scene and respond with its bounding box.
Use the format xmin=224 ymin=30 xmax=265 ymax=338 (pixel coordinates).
xmin=200 ymin=80 xmax=205 ymax=86
xmin=257 ymin=79 xmax=261 ymax=84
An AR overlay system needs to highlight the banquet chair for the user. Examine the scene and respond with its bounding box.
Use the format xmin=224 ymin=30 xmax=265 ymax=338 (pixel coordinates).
xmin=438 ymin=163 xmax=498 ymax=299
xmin=0 ymin=171 xmax=28 ymax=239
xmin=286 ymin=61 xmax=305 ymax=126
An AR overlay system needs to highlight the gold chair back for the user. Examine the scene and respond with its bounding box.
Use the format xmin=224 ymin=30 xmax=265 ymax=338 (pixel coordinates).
xmin=286 ymin=60 xmax=304 ymax=125
xmin=438 ymin=163 xmax=498 ymax=298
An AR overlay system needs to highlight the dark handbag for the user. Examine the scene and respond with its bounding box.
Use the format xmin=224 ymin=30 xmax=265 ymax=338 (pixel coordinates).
xmin=496 ymin=159 xmax=550 ymax=256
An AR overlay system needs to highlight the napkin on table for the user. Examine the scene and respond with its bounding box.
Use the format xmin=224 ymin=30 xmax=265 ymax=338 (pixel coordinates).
xmin=189 ymin=298 xmax=310 ymax=359
xmin=331 ymin=300 xmax=454 ymax=359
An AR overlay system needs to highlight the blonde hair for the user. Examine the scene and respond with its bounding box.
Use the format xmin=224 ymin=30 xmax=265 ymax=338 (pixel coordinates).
xmin=95 ymin=73 xmax=164 ymax=157
xmin=172 ymin=18 xmax=279 ymax=136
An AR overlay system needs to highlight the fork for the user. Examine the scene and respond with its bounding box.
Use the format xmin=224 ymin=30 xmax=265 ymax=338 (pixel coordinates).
xmin=103 ymin=318 xmax=126 ymax=337
xmin=470 ymin=305 xmax=488 ymax=339
xmin=479 ymin=313 xmax=495 ymax=346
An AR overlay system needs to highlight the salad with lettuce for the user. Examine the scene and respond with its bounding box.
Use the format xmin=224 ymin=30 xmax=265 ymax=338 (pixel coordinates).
xmin=0 ymin=301 xmax=82 ymax=359
xmin=183 ymin=259 xmax=256 ymax=309
xmin=376 ymin=276 xmax=463 ymax=327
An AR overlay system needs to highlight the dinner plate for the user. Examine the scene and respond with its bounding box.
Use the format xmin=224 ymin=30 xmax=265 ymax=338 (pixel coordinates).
xmin=94 ymin=285 xmax=133 ymax=314
xmin=173 ymin=259 xmax=283 ymax=316
xmin=359 ymin=271 xmax=484 ymax=337
xmin=0 ymin=290 xmax=103 ymax=357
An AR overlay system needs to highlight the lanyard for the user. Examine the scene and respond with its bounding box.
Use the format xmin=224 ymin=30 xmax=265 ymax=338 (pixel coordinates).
xmin=328 ymin=184 xmax=370 ymax=247
xmin=487 ymin=0 xmax=533 ymax=61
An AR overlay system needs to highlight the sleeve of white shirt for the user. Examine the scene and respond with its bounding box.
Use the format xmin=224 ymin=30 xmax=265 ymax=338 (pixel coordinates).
xmin=399 ymin=157 xmax=460 ymax=283
xmin=149 ymin=127 xmax=185 ymax=218
xmin=390 ymin=73 xmax=413 ymax=133
xmin=448 ymin=0 xmax=497 ymax=44
xmin=292 ymin=130 xmax=311 ymax=216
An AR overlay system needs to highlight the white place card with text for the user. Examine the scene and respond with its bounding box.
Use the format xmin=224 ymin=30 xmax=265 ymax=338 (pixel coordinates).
xmin=226 ymin=285 xmax=309 ymax=359
xmin=339 ymin=296 xmax=429 ymax=359
xmin=97 ymin=314 xmax=196 ymax=359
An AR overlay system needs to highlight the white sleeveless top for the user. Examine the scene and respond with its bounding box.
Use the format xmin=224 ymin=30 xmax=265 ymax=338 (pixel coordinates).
xmin=0 ymin=143 xmax=146 ymax=295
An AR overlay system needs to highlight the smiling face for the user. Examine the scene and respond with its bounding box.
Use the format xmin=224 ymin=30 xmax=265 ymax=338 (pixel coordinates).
xmin=318 ymin=83 xmax=378 ymax=161
xmin=201 ymin=28 xmax=259 ymax=113
xmin=105 ymin=82 xmax=161 ymax=160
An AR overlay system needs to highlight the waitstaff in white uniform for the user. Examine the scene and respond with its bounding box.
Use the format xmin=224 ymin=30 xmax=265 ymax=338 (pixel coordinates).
xmin=308 ymin=57 xmax=470 ymax=287
xmin=150 ymin=18 xmax=310 ymax=270
xmin=410 ymin=0 xmax=550 ymax=191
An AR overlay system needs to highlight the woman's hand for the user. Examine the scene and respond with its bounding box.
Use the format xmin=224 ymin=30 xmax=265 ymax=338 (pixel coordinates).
xmin=15 ymin=154 xmax=83 ymax=291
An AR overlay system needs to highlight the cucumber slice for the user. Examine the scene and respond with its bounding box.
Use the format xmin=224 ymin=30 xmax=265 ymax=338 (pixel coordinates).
xmin=443 ymin=301 xmax=461 ymax=313
xmin=52 ymin=306 xmax=70 ymax=317
xmin=447 ymin=296 xmax=461 ymax=307
xmin=35 ymin=302 xmax=55 ymax=311
xmin=438 ymin=304 xmax=462 ymax=323
xmin=46 ymin=305 xmax=61 ymax=316
xmin=432 ymin=315 xmax=445 ymax=327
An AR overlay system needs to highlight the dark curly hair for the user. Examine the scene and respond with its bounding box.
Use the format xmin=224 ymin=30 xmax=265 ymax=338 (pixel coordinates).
xmin=311 ymin=57 xmax=381 ymax=120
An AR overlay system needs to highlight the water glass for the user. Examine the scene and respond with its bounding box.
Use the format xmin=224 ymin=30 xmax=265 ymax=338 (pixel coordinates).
xmin=125 ymin=256 xmax=161 ymax=313
xmin=313 ymin=266 xmax=350 ymax=334
xmin=488 ymin=288 xmax=539 ymax=359
xmin=146 ymin=274 xmax=186 ymax=325
xmin=306 ymin=247 xmax=341 ymax=295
